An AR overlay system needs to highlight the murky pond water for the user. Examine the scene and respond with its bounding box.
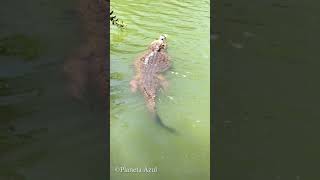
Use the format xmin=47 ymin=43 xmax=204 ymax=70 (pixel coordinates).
xmin=0 ymin=1 xmax=106 ymax=179
xmin=214 ymin=0 xmax=320 ymax=179
xmin=110 ymin=0 xmax=210 ymax=180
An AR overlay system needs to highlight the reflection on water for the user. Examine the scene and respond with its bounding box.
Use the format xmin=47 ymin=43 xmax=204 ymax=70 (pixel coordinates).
xmin=110 ymin=0 xmax=210 ymax=180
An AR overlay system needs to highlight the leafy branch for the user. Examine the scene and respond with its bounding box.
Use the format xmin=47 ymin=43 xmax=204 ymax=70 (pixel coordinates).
xmin=110 ymin=8 xmax=127 ymax=29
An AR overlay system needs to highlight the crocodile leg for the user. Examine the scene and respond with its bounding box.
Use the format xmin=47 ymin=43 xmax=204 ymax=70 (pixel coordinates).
xmin=157 ymin=74 xmax=169 ymax=91
xmin=130 ymin=76 xmax=139 ymax=93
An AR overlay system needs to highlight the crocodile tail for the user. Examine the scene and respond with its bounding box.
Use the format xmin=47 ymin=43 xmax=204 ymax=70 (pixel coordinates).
xmin=154 ymin=113 xmax=178 ymax=135
xmin=144 ymin=90 xmax=178 ymax=134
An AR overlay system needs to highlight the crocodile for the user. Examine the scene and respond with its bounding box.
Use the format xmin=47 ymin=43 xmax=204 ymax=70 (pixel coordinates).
xmin=130 ymin=34 xmax=177 ymax=134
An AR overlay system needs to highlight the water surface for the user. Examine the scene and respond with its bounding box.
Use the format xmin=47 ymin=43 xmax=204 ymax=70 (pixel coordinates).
xmin=110 ymin=0 xmax=210 ymax=180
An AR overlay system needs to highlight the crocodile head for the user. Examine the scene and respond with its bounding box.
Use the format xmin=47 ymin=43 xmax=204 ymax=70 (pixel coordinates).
xmin=159 ymin=34 xmax=167 ymax=41
xmin=149 ymin=34 xmax=168 ymax=52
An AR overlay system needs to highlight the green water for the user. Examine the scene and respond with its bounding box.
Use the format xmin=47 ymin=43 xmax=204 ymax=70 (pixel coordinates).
xmin=110 ymin=1 xmax=210 ymax=180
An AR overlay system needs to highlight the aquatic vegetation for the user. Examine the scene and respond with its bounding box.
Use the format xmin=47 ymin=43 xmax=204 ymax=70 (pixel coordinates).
xmin=110 ymin=7 xmax=127 ymax=29
xmin=110 ymin=72 xmax=124 ymax=80
xmin=0 ymin=34 xmax=42 ymax=61
xmin=0 ymin=169 xmax=26 ymax=180
xmin=0 ymin=80 xmax=9 ymax=95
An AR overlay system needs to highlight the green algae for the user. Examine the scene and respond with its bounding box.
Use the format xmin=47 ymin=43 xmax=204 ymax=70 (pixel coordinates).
xmin=0 ymin=34 xmax=43 ymax=61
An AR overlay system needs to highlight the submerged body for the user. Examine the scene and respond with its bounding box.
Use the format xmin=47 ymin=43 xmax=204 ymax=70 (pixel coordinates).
xmin=130 ymin=35 xmax=176 ymax=133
